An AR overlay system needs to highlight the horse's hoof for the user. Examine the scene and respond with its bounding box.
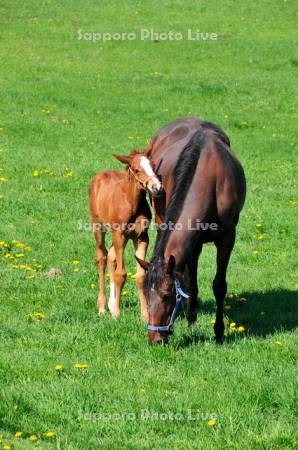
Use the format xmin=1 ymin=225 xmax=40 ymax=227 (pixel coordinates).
xmin=214 ymin=336 xmax=224 ymax=345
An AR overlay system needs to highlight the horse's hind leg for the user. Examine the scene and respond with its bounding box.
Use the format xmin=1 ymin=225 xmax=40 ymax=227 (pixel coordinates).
xmin=107 ymin=245 xmax=116 ymax=312
xmin=213 ymin=229 xmax=236 ymax=343
xmin=94 ymin=227 xmax=108 ymax=314
xmin=133 ymin=232 xmax=149 ymax=322
xmin=109 ymin=231 xmax=127 ymax=318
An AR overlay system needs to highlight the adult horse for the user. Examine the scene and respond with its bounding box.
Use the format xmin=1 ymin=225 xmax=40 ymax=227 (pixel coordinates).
xmin=137 ymin=117 xmax=246 ymax=344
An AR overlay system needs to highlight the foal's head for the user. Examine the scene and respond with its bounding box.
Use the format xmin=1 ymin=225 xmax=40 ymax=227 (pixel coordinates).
xmin=114 ymin=151 xmax=162 ymax=197
xmin=137 ymin=255 xmax=178 ymax=345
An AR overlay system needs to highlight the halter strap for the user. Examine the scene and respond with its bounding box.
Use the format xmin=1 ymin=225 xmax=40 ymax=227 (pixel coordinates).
xmin=146 ymin=278 xmax=189 ymax=333
xmin=128 ymin=167 xmax=155 ymax=190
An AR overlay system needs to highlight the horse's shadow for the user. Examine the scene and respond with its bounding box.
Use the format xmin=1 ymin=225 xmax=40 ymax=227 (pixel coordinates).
xmin=175 ymin=289 xmax=298 ymax=348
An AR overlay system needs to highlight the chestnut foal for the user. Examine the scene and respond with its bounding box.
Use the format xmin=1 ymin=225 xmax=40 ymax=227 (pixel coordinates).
xmin=89 ymin=151 xmax=162 ymax=320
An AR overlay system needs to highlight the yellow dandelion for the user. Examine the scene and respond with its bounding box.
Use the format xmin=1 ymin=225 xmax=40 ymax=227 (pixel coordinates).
xmin=55 ymin=364 xmax=63 ymax=372
xmin=15 ymin=431 xmax=23 ymax=438
xmin=64 ymin=170 xmax=74 ymax=178
xmin=230 ymin=322 xmax=236 ymax=328
xmin=127 ymin=272 xmax=133 ymax=276
xmin=207 ymin=418 xmax=217 ymax=427
xmin=30 ymin=435 xmax=39 ymax=442
xmin=128 ymin=136 xmax=135 ymax=140
xmin=0 ymin=176 xmax=7 ymax=182
xmin=210 ymin=319 xmax=216 ymax=324
xmin=237 ymin=326 xmax=245 ymax=332
xmin=44 ymin=431 xmax=55 ymax=438
xmin=122 ymin=291 xmax=128 ymax=296
xmin=15 ymin=253 xmax=24 ymax=258
xmin=256 ymin=223 xmax=262 ymax=228
xmin=275 ymin=341 xmax=283 ymax=347
xmin=74 ymin=363 xmax=89 ymax=369
xmin=105 ymin=273 xmax=110 ymax=279
xmin=3 ymin=445 xmax=12 ymax=450
xmin=72 ymin=260 xmax=80 ymax=264
xmin=73 ymin=268 xmax=79 ymax=272
xmin=32 ymin=170 xmax=40 ymax=177
xmin=131 ymin=274 xmax=136 ymax=280
xmin=90 ymin=283 xmax=96 ymax=289
xmin=223 ymin=318 xmax=229 ymax=325
xmin=252 ymin=250 xmax=258 ymax=255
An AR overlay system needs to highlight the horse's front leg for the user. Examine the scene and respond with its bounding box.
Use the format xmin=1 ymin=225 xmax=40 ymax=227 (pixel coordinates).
xmin=108 ymin=231 xmax=127 ymax=318
xmin=185 ymin=244 xmax=202 ymax=326
xmin=133 ymin=232 xmax=149 ymax=322
xmin=213 ymin=229 xmax=236 ymax=343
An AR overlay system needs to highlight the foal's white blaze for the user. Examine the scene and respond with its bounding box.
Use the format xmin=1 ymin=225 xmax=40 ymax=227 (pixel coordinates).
xmin=140 ymin=156 xmax=162 ymax=193
xmin=140 ymin=157 xmax=155 ymax=177
xmin=108 ymin=281 xmax=116 ymax=314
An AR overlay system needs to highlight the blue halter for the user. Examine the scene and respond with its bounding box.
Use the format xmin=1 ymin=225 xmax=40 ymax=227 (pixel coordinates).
xmin=146 ymin=278 xmax=189 ymax=333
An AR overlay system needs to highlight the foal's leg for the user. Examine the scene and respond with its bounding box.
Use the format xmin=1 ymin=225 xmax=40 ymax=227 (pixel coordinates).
xmin=213 ymin=229 xmax=236 ymax=343
xmin=94 ymin=227 xmax=107 ymax=315
xmin=133 ymin=233 xmax=149 ymax=322
xmin=185 ymin=244 xmax=202 ymax=326
xmin=108 ymin=231 xmax=127 ymax=318
xmin=107 ymin=245 xmax=116 ymax=311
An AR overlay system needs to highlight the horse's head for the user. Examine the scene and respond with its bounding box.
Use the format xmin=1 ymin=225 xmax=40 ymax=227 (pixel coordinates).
xmin=114 ymin=151 xmax=162 ymax=197
xmin=136 ymin=255 xmax=180 ymax=345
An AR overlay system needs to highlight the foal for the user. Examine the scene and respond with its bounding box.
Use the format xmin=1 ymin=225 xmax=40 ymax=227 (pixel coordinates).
xmin=89 ymin=151 xmax=162 ymax=320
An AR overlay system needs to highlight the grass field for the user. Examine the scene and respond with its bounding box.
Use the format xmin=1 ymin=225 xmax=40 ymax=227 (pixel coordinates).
xmin=0 ymin=0 xmax=298 ymax=448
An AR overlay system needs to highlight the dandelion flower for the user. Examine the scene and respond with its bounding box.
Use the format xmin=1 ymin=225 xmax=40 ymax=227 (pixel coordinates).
xmin=122 ymin=291 xmax=128 ymax=296
xmin=72 ymin=260 xmax=80 ymax=264
xmin=3 ymin=445 xmax=12 ymax=450
xmin=30 ymin=435 xmax=39 ymax=441
xmin=210 ymin=319 xmax=216 ymax=324
xmin=55 ymin=364 xmax=63 ymax=372
xmin=207 ymin=418 xmax=217 ymax=427
xmin=0 ymin=176 xmax=7 ymax=182
xmin=44 ymin=431 xmax=55 ymax=438
xmin=64 ymin=170 xmax=74 ymax=178
xmin=90 ymin=283 xmax=96 ymax=289
xmin=73 ymin=268 xmax=79 ymax=272
xmin=74 ymin=363 xmax=89 ymax=369
xmin=223 ymin=318 xmax=229 ymax=325
xmin=275 ymin=341 xmax=283 ymax=346
xmin=237 ymin=326 xmax=245 ymax=332
xmin=15 ymin=431 xmax=23 ymax=437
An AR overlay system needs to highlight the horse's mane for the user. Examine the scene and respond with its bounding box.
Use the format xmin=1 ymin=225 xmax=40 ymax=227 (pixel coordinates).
xmin=145 ymin=129 xmax=206 ymax=291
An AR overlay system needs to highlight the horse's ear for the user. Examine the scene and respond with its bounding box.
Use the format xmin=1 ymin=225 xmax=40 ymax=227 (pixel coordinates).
xmin=113 ymin=154 xmax=132 ymax=165
xmin=135 ymin=255 xmax=150 ymax=271
xmin=167 ymin=255 xmax=176 ymax=274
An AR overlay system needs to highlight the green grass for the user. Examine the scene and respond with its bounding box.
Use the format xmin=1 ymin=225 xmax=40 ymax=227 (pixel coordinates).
xmin=0 ymin=0 xmax=298 ymax=448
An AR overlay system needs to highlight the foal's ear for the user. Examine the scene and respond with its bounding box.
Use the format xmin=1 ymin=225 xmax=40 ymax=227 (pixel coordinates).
xmin=135 ymin=255 xmax=150 ymax=271
xmin=113 ymin=154 xmax=133 ymax=165
xmin=167 ymin=255 xmax=176 ymax=274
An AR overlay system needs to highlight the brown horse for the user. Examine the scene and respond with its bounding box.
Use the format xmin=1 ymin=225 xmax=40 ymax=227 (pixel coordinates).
xmin=89 ymin=151 xmax=162 ymax=320
xmin=137 ymin=117 xmax=246 ymax=344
